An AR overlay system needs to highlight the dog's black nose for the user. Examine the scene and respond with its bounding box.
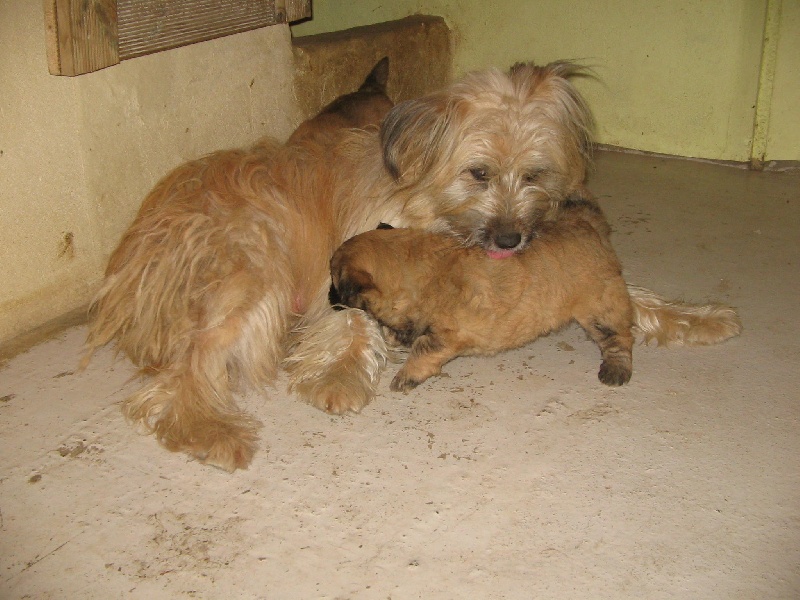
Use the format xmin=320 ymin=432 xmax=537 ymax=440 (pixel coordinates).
xmin=494 ymin=232 xmax=522 ymax=249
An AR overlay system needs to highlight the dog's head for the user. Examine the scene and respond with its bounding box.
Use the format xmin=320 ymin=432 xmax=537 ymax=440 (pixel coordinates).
xmin=381 ymin=61 xmax=594 ymax=258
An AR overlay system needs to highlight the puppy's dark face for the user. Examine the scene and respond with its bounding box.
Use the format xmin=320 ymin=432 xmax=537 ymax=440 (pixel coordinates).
xmin=329 ymin=264 xmax=375 ymax=312
xmin=329 ymin=223 xmax=397 ymax=310
xmin=330 ymin=231 xmax=387 ymax=320
xmin=330 ymin=230 xmax=429 ymax=347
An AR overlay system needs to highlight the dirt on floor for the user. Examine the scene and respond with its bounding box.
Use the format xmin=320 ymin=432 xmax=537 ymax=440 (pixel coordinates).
xmin=1 ymin=151 xmax=799 ymax=599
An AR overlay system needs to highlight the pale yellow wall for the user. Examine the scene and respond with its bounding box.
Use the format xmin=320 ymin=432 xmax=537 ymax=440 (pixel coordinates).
xmin=768 ymin=0 xmax=800 ymax=161
xmin=1 ymin=2 xmax=96 ymax=344
xmin=0 ymin=1 xmax=298 ymax=343
xmin=292 ymin=0 xmax=799 ymax=163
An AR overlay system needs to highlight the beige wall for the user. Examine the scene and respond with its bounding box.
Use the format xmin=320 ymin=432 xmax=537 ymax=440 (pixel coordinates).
xmin=0 ymin=1 xmax=298 ymax=343
xmin=292 ymin=0 xmax=799 ymax=164
xmin=768 ymin=0 xmax=800 ymax=161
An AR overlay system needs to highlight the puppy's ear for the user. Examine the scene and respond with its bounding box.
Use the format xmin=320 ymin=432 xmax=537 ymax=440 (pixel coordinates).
xmin=380 ymin=94 xmax=454 ymax=182
xmin=560 ymin=188 xmax=603 ymax=215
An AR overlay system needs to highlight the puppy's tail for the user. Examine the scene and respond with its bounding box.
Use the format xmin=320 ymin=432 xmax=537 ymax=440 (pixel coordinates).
xmin=628 ymin=285 xmax=742 ymax=346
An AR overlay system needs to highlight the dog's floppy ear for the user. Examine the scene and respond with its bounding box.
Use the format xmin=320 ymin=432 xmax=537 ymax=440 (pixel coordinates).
xmin=380 ymin=93 xmax=455 ymax=182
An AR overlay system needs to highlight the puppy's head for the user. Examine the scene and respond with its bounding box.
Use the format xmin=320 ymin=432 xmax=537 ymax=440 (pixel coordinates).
xmin=381 ymin=61 xmax=594 ymax=258
xmin=329 ymin=253 xmax=375 ymax=312
xmin=330 ymin=228 xmax=438 ymax=346
xmin=330 ymin=230 xmax=395 ymax=314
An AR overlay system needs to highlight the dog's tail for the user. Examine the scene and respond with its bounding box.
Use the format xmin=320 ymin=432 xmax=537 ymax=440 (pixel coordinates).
xmin=628 ymin=285 xmax=742 ymax=346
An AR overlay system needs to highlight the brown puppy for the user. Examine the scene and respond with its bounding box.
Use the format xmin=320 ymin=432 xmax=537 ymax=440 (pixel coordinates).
xmin=330 ymin=197 xmax=739 ymax=392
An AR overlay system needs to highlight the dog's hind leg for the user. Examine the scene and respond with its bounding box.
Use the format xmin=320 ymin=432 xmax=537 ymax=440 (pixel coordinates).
xmin=85 ymin=145 xmax=297 ymax=470
xmin=122 ymin=270 xmax=288 ymax=471
xmin=125 ymin=366 xmax=261 ymax=472
xmin=284 ymin=308 xmax=389 ymax=414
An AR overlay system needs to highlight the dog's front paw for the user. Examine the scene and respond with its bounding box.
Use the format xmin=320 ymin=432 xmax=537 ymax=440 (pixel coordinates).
xmin=187 ymin=422 xmax=260 ymax=472
xmin=289 ymin=349 xmax=382 ymax=414
xmin=305 ymin=380 xmax=374 ymax=415
xmin=598 ymin=360 xmax=632 ymax=386
xmin=285 ymin=308 xmax=389 ymax=415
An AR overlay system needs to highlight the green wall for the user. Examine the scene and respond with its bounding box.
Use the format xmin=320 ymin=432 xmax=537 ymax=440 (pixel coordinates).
xmin=293 ymin=0 xmax=798 ymax=163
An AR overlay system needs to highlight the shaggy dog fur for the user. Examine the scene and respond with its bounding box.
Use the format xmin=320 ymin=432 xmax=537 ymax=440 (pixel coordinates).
xmin=84 ymin=59 xmax=741 ymax=471
xmin=330 ymin=201 xmax=741 ymax=392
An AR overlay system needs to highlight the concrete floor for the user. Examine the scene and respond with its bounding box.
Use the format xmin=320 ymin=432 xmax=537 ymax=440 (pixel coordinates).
xmin=1 ymin=150 xmax=798 ymax=599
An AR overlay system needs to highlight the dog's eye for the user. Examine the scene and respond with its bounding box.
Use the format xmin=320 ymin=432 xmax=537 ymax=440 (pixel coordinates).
xmin=468 ymin=167 xmax=490 ymax=182
xmin=523 ymin=170 xmax=545 ymax=185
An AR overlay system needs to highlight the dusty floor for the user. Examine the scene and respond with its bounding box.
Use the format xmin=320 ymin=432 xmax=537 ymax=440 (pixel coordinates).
xmin=1 ymin=150 xmax=798 ymax=599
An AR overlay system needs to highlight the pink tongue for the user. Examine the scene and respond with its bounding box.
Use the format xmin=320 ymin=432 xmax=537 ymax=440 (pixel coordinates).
xmin=487 ymin=249 xmax=515 ymax=260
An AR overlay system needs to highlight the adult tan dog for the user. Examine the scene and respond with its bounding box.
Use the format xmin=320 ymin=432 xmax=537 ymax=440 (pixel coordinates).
xmin=330 ymin=202 xmax=740 ymax=393
xmin=85 ymin=60 xmax=741 ymax=471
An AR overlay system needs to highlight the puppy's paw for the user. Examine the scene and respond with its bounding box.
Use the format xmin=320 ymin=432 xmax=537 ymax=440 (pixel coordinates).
xmin=598 ymin=360 xmax=632 ymax=386
xmin=390 ymin=369 xmax=423 ymax=393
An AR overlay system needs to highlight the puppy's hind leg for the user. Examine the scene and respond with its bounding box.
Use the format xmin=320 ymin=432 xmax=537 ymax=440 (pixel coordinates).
xmin=576 ymin=300 xmax=635 ymax=386
xmin=390 ymin=331 xmax=457 ymax=392
xmin=589 ymin=322 xmax=634 ymax=386
xmin=284 ymin=308 xmax=389 ymax=414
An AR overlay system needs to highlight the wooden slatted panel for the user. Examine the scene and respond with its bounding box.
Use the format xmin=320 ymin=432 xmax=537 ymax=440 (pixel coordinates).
xmin=44 ymin=0 xmax=119 ymax=76
xmin=45 ymin=0 xmax=311 ymax=75
xmin=118 ymin=0 xmax=276 ymax=60
xmin=283 ymin=0 xmax=311 ymax=22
